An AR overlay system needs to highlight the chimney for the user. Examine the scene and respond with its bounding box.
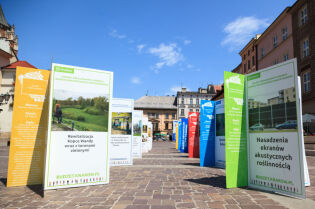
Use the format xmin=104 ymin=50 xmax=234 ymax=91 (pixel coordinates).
xmin=182 ymin=88 xmax=187 ymax=92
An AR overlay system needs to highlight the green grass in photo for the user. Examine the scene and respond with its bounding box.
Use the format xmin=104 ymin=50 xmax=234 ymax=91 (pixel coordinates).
xmin=62 ymin=107 xmax=108 ymax=132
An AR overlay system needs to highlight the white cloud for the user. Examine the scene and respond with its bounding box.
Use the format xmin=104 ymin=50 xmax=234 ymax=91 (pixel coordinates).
xmin=166 ymin=86 xmax=190 ymax=95
xmin=131 ymin=76 xmax=141 ymax=84
xmin=137 ymin=44 xmax=146 ymax=53
xmin=109 ymin=29 xmax=126 ymax=39
xmin=187 ymin=64 xmax=194 ymax=69
xmin=221 ymin=16 xmax=269 ymax=50
xmin=148 ymin=43 xmax=184 ymax=70
xmin=184 ymin=40 xmax=191 ymax=45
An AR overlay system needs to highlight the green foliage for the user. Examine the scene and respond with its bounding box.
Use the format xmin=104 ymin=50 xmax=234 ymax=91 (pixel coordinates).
xmin=94 ymin=96 xmax=108 ymax=111
xmin=62 ymin=107 xmax=108 ymax=132
xmin=77 ymin=116 xmax=85 ymax=121
xmin=55 ymin=96 xmax=108 ymax=112
xmin=84 ymin=106 xmax=104 ymax=115
xmin=63 ymin=112 xmax=86 ymax=122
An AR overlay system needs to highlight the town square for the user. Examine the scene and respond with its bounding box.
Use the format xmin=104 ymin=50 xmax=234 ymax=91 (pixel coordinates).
xmin=0 ymin=0 xmax=315 ymax=208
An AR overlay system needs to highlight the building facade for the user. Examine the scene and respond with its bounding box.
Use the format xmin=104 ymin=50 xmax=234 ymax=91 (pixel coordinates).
xmin=290 ymin=0 xmax=315 ymax=114
xmin=0 ymin=4 xmax=18 ymax=69
xmin=256 ymin=7 xmax=294 ymax=70
xmin=176 ymin=85 xmax=221 ymax=119
xmin=134 ymin=96 xmax=177 ymax=135
xmin=239 ymin=35 xmax=260 ymax=74
xmin=0 ymin=61 xmax=36 ymax=139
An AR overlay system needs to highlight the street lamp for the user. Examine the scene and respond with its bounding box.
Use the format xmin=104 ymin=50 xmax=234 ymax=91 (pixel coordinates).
xmin=4 ymin=93 xmax=10 ymax=102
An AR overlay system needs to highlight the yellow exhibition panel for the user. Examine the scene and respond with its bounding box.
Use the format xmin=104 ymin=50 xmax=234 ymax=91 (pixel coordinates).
xmin=7 ymin=67 xmax=50 ymax=187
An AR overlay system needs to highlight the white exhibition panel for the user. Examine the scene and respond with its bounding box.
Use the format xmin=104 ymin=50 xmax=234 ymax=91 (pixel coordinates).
xmin=110 ymin=98 xmax=134 ymax=166
xmin=132 ymin=110 xmax=143 ymax=158
xmin=44 ymin=63 xmax=113 ymax=190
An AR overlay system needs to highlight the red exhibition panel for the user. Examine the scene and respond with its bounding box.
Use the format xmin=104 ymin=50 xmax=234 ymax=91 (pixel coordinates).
xmin=188 ymin=112 xmax=200 ymax=158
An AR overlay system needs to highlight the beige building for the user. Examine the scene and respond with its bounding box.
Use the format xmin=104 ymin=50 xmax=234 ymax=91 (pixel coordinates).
xmin=134 ymin=96 xmax=177 ymax=135
xmin=0 ymin=61 xmax=36 ymax=140
xmin=177 ymin=85 xmax=221 ymax=119
xmin=0 ymin=6 xmax=37 ymax=142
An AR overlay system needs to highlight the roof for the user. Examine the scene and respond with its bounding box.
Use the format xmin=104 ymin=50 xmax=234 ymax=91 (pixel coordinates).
xmin=177 ymin=84 xmax=221 ymax=96
xmin=211 ymin=85 xmax=224 ymax=101
xmin=4 ymin=61 xmax=37 ymax=69
xmin=213 ymin=85 xmax=222 ymax=93
xmin=239 ymin=34 xmax=261 ymax=55
xmin=0 ymin=4 xmax=10 ymax=28
xmin=135 ymin=96 xmax=177 ymax=110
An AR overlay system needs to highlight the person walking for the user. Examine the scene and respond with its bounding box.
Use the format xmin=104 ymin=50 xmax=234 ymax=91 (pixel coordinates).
xmin=55 ymin=104 xmax=63 ymax=124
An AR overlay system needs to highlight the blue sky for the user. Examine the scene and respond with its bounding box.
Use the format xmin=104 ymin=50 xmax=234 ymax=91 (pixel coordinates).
xmin=2 ymin=0 xmax=296 ymax=99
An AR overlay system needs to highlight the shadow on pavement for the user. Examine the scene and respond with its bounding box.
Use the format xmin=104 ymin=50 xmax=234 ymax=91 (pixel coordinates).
xmin=0 ymin=178 xmax=43 ymax=197
xmin=173 ymin=155 xmax=188 ymax=158
xmin=27 ymin=184 xmax=44 ymax=197
xmin=185 ymin=175 xmax=226 ymax=188
xmin=0 ymin=178 xmax=7 ymax=186
xmin=181 ymin=162 xmax=200 ymax=167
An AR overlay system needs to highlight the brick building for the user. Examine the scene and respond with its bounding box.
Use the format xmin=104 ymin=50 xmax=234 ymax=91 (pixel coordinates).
xmin=256 ymin=7 xmax=294 ymax=70
xmin=239 ymin=35 xmax=260 ymax=74
xmin=290 ymin=0 xmax=315 ymax=114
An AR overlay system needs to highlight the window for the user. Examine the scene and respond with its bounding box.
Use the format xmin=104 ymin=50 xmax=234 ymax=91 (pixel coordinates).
xmin=165 ymin=113 xmax=169 ymax=119
xmin=274 ymin=59 xmax=278 ymax=65
xmin=300 ymin=5 xmax=308 ymax=26
xmin=165 ymin=122 xmax=169 ymax=130
xmin=273 ymin=35 xmax=278 ymax=48
xmin=283 ymin=53 xmax=289 ymax=61
xmin=172 ymin=113 xmax=175 ymax=119
xmin=282 ymin=27 xmax=287 ymax=41
xmin=181 ymin=97 xmax=184 ymax=104
xmin=156 ymin=113 xmax=159 ymax=119
xmin=243 ymin=63 xmax=246 ymax=73
xmin=252 ymin=56 xmax=255 ymax=66
xmin=302 ymin=38 xmax=309 ymax=58
xmin=153 ymin=123 xmax=159 ymax=131
xmin=190 ymin=96 xmax=193 ymax=104
xmin=189 ymin=109 xmax=193 ymax=112
xmin=248 ymin=60 xmax=250 ymax=70
xmin=196 ymin=109 xmax=199 ymax=112
xmin=303 ymin=71 xmax=311 ymax=93
xmin=196 ymin=98 xmax=199 ymax=104
xmin=180 ymin=109 xmax=184 ymax=116
xmin=261 ymin=48 xmax=265 ymax=58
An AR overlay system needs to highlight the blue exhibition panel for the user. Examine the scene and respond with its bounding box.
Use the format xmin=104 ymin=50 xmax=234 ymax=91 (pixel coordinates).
xmin=178 ymin=120 xmax=182 ymax=151
xmin=199 ymin=100 xmax=215 ymax=167
xmin=180 ymin=118 xmax=188 ymax=153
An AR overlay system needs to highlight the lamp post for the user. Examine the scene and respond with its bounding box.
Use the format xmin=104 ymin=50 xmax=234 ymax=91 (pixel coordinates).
xmin=4 ymin=93 xmax=10 ymax=102
xmin=0 ymin=95 xmax=4 ymax=103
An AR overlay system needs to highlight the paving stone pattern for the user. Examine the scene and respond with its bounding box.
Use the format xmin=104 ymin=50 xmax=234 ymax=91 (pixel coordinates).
xmin=0 ymin=142 xmax=315 ymax=208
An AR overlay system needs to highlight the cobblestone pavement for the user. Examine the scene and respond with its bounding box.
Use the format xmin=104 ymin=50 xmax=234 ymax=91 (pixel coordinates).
xmin=1 ymin=142 xmax=315 ymax=209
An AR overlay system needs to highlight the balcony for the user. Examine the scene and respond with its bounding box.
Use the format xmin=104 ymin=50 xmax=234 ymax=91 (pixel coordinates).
xmin=188 ymin=104 xmax=200 ymax=108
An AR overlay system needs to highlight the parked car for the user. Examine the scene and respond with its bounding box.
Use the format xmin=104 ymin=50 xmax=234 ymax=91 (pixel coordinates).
xmin=250 ymin=123 xmax=264 ymax=131
xmin=275 ymin=120 xmax=297 ymax=129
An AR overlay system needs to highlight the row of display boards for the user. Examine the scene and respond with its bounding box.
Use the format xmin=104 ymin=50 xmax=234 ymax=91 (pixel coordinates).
xmin=6 ymin=63 xmax=153 ymax=190
xmin=171 ymin=58 xmax=311 ymax=199
xmin=5 ymin=59 xmax=311 ymax=199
